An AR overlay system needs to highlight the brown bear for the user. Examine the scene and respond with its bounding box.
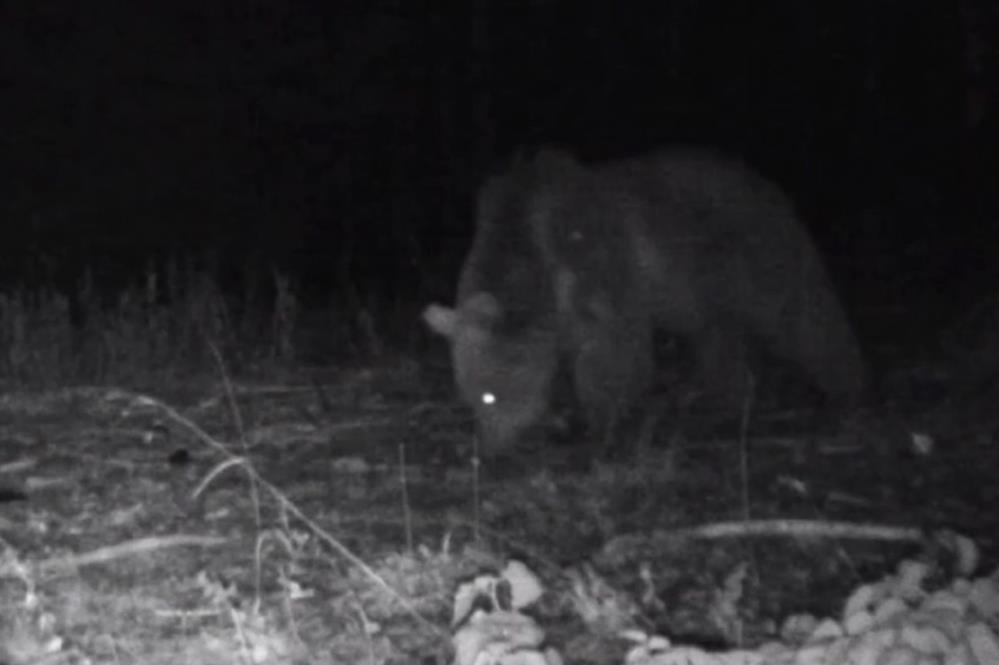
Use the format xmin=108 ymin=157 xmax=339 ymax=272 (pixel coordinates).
xmin=424 ymin=148 xmax=865 ymax=457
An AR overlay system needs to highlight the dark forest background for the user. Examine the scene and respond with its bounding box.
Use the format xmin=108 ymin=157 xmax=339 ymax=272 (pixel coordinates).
xmin=2 ymin=1 xmax=996 ymax=372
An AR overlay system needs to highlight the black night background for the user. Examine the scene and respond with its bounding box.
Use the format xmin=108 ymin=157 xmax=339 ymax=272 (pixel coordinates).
xmin=0 ymin=2 xmax=997 ymax=663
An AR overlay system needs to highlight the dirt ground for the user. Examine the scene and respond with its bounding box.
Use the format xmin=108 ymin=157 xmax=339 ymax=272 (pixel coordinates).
xmin=0 ymin=358 xmax=996 ymax=664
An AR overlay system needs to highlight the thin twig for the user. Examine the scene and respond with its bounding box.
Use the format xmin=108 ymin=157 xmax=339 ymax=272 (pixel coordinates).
xmin=113 ymin=389 xmax=443 ymax=637
xmin=38 ymin=534 xmax=227 ymax=575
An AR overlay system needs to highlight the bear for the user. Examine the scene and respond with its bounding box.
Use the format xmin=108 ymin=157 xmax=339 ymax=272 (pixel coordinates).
xmin=423 ymin=147 xmax=865 ymax=458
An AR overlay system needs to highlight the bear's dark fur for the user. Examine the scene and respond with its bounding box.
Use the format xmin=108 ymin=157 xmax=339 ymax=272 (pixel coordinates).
xmin=424 ymin=148 xmax=865 ymax=456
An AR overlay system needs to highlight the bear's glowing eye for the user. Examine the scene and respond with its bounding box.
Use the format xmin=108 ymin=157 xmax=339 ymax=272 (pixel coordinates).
xmin=481 ymin=392 xmax=496 ymax=406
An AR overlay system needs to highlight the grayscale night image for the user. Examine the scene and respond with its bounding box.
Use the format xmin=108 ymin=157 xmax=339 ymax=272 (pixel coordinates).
xmin=0 ymin=2 xmax=997 ymax=663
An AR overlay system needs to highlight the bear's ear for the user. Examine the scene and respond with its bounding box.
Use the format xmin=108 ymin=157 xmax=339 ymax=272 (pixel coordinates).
xmin=422 ymin=304 xmax=458 ymax=338
xmin=462 ymin=292 xmax=501 ymax=326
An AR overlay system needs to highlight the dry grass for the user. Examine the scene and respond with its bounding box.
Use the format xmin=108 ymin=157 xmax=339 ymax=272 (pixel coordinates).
xmin=0 ymin=260 xmax=315 ymax=388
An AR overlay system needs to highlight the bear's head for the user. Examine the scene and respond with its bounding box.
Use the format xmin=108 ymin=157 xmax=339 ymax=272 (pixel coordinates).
xmin=424 ymin=292 xmax=558 ymax=455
